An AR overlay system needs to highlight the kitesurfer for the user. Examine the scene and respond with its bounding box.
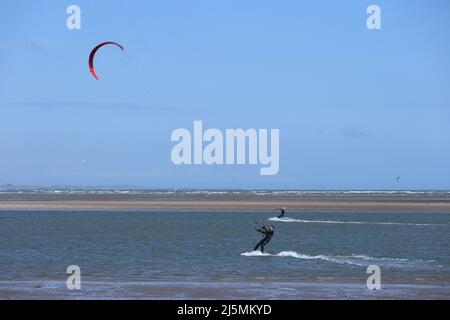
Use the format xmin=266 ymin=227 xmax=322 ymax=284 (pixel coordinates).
xmin=254 ymin=225 xmax=274 ymax=253
xmin=277 ymin=207 xmax=286 ymax=218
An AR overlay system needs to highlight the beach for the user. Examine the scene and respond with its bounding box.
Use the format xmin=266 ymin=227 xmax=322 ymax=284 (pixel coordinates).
xmin=1 ymin=190 xmax=450 ymax=211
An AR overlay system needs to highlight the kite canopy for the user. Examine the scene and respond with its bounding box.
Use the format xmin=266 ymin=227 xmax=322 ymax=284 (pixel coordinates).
xmin=88 ymin=41 xmax=124 ymax=80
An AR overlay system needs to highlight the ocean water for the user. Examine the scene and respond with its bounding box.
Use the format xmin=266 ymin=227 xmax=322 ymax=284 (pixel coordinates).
xmin=2 ymin=188 xmax=450 ymax=198
xmin=0 ymin=210 xmax=449 ymax=299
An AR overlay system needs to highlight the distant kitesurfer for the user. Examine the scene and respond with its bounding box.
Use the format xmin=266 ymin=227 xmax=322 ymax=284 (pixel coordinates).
xmin=277 ymin=207 xmax=286 ymax=218
xmin=254 ymin=225 xmax=274 ymax=253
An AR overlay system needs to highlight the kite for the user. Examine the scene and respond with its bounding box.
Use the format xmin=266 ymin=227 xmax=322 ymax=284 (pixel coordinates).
xmin=88 ymin=41 xmax=124 ymax=80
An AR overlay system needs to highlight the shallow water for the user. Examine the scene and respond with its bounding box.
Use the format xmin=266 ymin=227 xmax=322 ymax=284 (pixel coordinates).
xmin=0 ymin=210 xmax=449 ymax=298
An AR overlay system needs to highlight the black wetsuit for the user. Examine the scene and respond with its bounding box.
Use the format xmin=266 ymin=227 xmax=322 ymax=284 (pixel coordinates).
xmin=277 ymin=208 xmax=286 ymax=218
xmin=254 ymin=227 xmax=274 ymax=253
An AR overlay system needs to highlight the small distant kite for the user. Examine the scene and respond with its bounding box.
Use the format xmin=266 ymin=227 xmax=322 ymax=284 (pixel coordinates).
xmin=396 ymin=176 xmax=400 ymax=183
xmin=88 ymin=41 xmax=124 ymax=80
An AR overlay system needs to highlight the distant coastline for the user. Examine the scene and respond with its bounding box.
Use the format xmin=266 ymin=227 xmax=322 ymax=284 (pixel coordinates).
xmin=1 ymin=189 xmax=449 ymax=212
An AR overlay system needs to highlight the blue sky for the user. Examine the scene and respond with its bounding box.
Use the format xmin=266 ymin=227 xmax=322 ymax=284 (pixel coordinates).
xmin=0 ymin=0 xmax=449 ymax=189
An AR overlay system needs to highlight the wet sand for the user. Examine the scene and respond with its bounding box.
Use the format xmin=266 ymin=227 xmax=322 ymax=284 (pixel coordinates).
xmin=1 ymin=279 xmax=449 ymax=300
xmin=0 ymin=192 xmax=449 ymax=211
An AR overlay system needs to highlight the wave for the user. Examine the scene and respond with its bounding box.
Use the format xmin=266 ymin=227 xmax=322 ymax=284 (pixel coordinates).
xmin=269 ymin=217 xmax=442 ymax=226
xmin=1 ymin=188 xmax=450 ymax=197
xmin=240 ymin=251 xmax=431 ymax=267
xmin=249 ymin=190 xmax=450 ymax=197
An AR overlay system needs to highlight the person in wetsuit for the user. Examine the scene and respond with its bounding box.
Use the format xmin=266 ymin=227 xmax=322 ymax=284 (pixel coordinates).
xmin=277 ymin=207 xmax=286 ymax=218
xmin=254 ymin=225 xmax=274 ymax=253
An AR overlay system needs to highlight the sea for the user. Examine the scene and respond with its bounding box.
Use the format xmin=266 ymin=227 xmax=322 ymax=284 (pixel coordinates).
xmin=0 ymin=189 xmax=449 ymax=299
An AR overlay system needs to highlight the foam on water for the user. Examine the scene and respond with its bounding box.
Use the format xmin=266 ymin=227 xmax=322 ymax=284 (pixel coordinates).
xmin=1 ymin=188 xmax=450 ymax=198
xmin=240 ymin=251 xmax=434 ymax=268
xmin=241 ymin=250 xmax=365 ymax=266
xmin=240 ymin=251 xmax=271 ymax=257
xmin=269 ymin=217 xmax=443 ymax=226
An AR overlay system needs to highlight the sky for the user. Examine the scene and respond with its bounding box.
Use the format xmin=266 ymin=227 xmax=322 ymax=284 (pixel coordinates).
xmin=0 ymin=0 xmax=449 ymax=189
